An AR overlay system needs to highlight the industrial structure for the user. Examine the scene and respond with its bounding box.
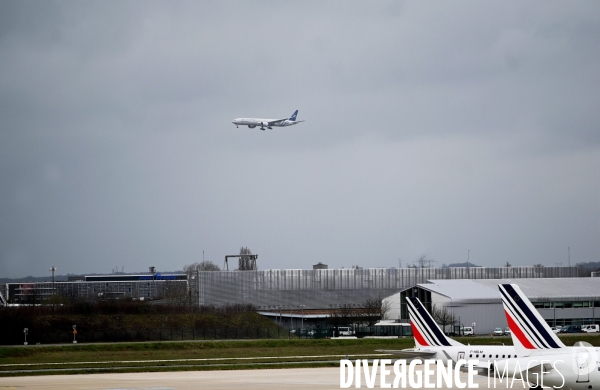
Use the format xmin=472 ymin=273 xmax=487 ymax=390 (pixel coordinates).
xmin=383 ymin=277 xmax=600 ymax=335
xmin=193 ymin=266 xmax=577 ymax=310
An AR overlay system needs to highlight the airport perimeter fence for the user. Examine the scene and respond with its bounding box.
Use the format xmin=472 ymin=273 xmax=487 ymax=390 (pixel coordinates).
xmin=2 ymin=327 xmax=314 ymax=346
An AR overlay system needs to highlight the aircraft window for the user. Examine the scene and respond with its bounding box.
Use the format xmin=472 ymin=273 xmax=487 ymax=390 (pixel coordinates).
xmin=469 ymin=354 xmax=472 ymax=358
xmin=476 ymin=354 xmax=479 ymax=358
xmin=495 ymin=355 xmax=498 ymax=358
xmin=502 ymin=355 xmax=505 ymax=358
xmin=508 ymin=355 xmax=511 ymax=358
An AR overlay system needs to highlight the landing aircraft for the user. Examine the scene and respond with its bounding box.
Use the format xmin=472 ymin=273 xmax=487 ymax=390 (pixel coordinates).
xmin=495 ymin=283 xmax=600 ymax=389
xmin=231 ymin=110 xmax=304 ymax=130
xmin=378 ymin=296 xmax=517 ymax=369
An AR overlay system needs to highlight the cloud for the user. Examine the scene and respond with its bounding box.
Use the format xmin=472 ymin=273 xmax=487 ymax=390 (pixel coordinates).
xmin=0 ymin=1 xmax=599 ymax=277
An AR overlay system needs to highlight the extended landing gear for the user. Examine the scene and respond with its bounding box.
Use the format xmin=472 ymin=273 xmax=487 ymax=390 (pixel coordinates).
xmin=260 ymin=128 xmax=265 ymax=131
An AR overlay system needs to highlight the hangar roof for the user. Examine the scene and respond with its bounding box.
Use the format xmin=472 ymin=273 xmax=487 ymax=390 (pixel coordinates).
xmin=416 ymin=277 xmax=600 ymax=303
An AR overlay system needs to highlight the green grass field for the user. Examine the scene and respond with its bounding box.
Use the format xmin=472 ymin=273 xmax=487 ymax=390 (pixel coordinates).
xmin=1 ymin=335 xmax=599 ymax=376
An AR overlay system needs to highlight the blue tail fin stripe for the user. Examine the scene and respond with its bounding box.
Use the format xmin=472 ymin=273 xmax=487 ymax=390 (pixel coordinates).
xmin=408 ymin=297 xmax=452 ymax=346
xmin=501 ymin=284 xmax=560 ymax=349
xmin=407 ymin=299 xmax=440 ymax=346
xmin=500 ymin=287 xmax=547 ymax=349
xmin=289 ymin=110 xmax=298 ymax=121
xmin=502 ymin=284 xmax=561 ymax=348
xmin=500 ymin=285 xmax=548 ymax=349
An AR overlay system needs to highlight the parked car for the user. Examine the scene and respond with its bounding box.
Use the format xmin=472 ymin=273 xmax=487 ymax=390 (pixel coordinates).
xmin=462 ymin=326 xmax=474 ymax=336
xmin=582 ymin=324 xmax=599 ymax=333
xmin=559 ymin=325 xmax=583 ymax=333
xmin=493 ymin=327 xmax=504 ymax=336
xmin=550 ymin=326 xmax=561 ymax=334
xmin=337 ymin=327 xmax=354 ymax=336
xmin=504 ymin=327 xmax=511 ymax=336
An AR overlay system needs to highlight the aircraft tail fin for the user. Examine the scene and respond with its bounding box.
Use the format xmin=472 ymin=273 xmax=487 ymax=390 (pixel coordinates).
xmin=407 ymin=296 xmax=463 ymax=347
xmin=289 ymin=110 xmax=298 ymax=121
xmin=498 ymin=284 xmax=565 ymax=356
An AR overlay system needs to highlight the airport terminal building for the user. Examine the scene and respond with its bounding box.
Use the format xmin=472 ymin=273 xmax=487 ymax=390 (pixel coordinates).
xmin=383 ymin=277 xmax=600 ymax=335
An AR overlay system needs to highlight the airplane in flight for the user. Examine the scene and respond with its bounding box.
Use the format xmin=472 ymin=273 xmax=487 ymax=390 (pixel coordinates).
xmin=496 ymin=283 xmax=600 ymax=389
xmin=378 ymin=296 xmax=517 ymax=368
xmin=231 ymin=110 xmax=304 ymax=130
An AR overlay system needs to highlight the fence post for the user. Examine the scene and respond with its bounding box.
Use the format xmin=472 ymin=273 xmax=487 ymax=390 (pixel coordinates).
xmin=267 ymin=328 xmax=269 ymax=339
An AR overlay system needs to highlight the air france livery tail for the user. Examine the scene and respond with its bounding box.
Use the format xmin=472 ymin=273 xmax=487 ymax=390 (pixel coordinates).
xmin=499 ymin=284 xmax=565 ymax=356
xmin=289 ymin=110 xmax=299 ymax=121
xmin=406 ymin=296 xmax=463 ymax=347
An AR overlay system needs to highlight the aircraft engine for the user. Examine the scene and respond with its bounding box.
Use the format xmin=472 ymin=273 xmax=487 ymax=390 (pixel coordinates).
xmin=248 ymin=124 xmax=256 ymax=128
xmin=261 ymin=122 xmax=268 ymax=127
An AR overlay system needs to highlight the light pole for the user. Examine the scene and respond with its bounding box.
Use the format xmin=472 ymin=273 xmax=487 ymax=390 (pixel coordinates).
xmin=49 ymin=266 xmax=57 ymax=293
xmin=72 ymin=325 xmax=77 ymax=344
xmin=300 ymin=305 xmax=305 ymax=333
xmin=49 ymin=267 xmax=57 ymax=311
xmin=278 ymin=306 xmax=282 ymax=327
xmin=24 ymin=328 xmax=28 ymax=345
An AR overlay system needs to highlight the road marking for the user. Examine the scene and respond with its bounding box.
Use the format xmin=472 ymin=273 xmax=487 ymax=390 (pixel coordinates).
xmin=0 ymin=354 xmax=391 ymax=367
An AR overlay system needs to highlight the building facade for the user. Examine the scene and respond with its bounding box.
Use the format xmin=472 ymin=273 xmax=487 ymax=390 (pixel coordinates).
xmin=383 ymin=277 xmax=600 ymax=335
xmin=194 ymin=266 xmax=577 ymax=310
xmin=4 ymin=274 xmax=188 ymax=303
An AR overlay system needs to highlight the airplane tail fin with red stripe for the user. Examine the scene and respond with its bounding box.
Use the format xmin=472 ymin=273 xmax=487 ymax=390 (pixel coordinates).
xmin=406 ymin=296 xmax=463 ymax=347
xmin=498 ymin=283 xmax=565 ymax=356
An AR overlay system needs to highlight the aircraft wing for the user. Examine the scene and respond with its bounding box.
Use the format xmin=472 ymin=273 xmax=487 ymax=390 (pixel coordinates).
xmin=375 ymin=349 xmax=437 ymax=359
xmin=267 ymin=118 xmax=289 ymax=125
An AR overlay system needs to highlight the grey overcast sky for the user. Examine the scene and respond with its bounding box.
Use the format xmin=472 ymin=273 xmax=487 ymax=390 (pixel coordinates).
xmin=1 ymin=1 xmax=599 ymax=278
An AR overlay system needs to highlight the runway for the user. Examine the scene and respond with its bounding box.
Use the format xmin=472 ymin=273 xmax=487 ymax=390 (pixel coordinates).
xmin=0 ymin=366 xmax=527 ymax=389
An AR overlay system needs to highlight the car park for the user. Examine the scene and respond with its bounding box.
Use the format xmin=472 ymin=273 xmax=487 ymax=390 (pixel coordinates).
xmin=504 ymin=327 xmax=511 ymax=336
xmin=493 ymin=327 xmax=504 ymax=336
xmin=559 ymin=325 xmax=583 ymax=333
xmin=550 ymin=326 xmax=561 ymax=334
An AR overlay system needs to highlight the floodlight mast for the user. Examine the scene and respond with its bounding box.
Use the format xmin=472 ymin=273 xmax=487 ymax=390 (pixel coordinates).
xmin=223 ymin=254 xmax=258 ymax=271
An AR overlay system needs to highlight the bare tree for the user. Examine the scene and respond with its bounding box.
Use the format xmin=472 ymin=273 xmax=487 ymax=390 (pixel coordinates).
xmin=183 ymin=261 xmax=220 ymax=276
xmin=238 ymin=247 xmax=257 ymax=271
xmin=359 ymin=297 xmax=391 ymax=326
xmin=328 ymin=304 xmax=354 ymax=327
xmin=415 ymin=255 xmax=435 ymax=268
xmin=431 ymin=304 xmax=456 ymax=335
xmin=504 ymin=261 xmax=512 ymax=267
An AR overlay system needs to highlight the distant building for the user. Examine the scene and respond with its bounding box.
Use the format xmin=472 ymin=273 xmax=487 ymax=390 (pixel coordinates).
xmin=194 ymin=266 xmax=577 ymax=310
xmin=383 ymin=277 xmax=600 ymax=335
xmin=313 ymin=262 xmax=328 ymax=270
xmin=4 ymin=273 xmax=188 ymax=303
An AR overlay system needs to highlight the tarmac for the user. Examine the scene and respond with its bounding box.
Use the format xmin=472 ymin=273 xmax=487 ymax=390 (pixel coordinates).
xmin=0 ymin=365 xmax=528 ymax=389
